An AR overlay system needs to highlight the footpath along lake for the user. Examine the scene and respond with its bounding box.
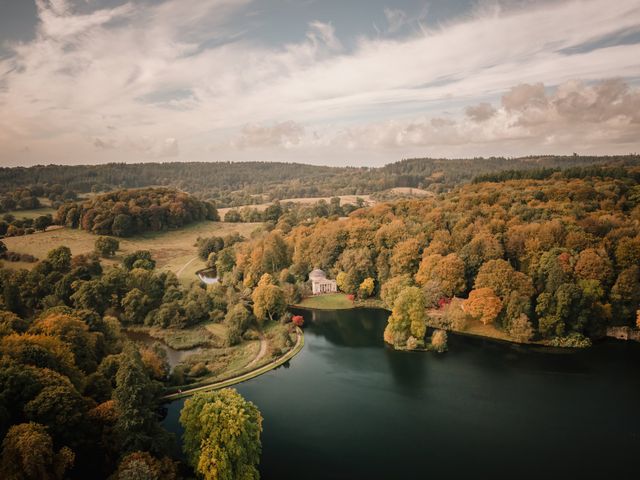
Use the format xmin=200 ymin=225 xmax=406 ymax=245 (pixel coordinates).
xmin=163 ymin=308 xmax=640 ymax=479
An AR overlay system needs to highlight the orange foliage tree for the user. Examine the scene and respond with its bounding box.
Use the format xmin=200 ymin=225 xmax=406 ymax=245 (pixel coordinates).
xmin=465 ymin=288 xmax=503 ymax=325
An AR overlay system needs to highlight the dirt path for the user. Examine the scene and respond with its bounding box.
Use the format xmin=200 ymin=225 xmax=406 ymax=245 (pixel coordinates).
xmin=163 ymin=328 xmax=303 ymax=400
xmin=245 ymin=334 xmax=268 ymax=369
xmin=175 ymin=256 xmax=198 ymax=277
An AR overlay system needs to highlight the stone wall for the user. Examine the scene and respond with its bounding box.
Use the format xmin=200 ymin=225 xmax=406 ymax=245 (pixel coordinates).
xmin=606 ymin=326 xmax=640 ymax=342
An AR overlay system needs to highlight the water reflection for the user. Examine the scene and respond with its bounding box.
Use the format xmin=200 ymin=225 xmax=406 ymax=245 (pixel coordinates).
xmin=291 ymin=307 xmax=387 ymax=348
xmin=124 ymin=330 xmax=203 ymax=370
xmin=163 ymin=308 xmax=640 ymax=480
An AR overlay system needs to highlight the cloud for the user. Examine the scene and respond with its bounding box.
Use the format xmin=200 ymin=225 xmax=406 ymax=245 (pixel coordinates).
xmin=384 ymin=8 xmax=408 ymax=33
xmin=328 ymin=78 xmax=640 ymax=153
xmin=465 ymin=102 xmax=497 ymax=122
xmin=234 ymin=121 xmax=305 ymax=149
xmin=0 ymin=0 xmax=639 ymax=166
xmin=307 ymin=21 xmax=341 ymax=51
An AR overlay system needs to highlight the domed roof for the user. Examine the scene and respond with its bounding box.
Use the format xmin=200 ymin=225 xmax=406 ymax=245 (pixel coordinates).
xmin=309 ymin=268 xmax=327 ymax=281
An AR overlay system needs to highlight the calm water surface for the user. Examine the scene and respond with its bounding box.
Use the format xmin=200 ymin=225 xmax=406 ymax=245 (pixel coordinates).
xmin=163 ymin=308 xmax=640 ymax=479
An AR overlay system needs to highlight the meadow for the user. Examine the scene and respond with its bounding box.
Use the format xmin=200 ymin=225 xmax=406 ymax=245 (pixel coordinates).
xmin=3 ymin=220 xmax=261 ymax=283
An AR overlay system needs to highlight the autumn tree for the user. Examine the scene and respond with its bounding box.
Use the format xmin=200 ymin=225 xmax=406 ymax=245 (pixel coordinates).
xmin=415 ymin=253 xmax=466 ymax=298
xmin=0 ymin=422 xmax=75 ymax=480
xmin=507 ymin=313 xmax=534 ymax=343
xmin=358 ymin=277 xmax=375 ymax=299
xmin=465 ymin=288 xmax=503 ymax=325
xmin=389 ymin=238 xmax=422 ymax=277
xmin=380 ymin=275 xmax=413 ymax=309
xmin=574 ymin=248 xmax=613 ymax=285
xmin=180 ymin=389 xmax=262 ymax=480
xmin=114 ymin=451 xmax=179 ymax=480
xmin=251 ymin=274 xmax=286 ymax=323
xmin=474 ymin=259 xmax=534 ymax=301
xmin=383 ymin=287 xmax=427 ymax=348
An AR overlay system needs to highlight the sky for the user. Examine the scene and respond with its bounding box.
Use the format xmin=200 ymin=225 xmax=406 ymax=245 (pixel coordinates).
xmin=0 ymin=0 xmax=639 ymax=167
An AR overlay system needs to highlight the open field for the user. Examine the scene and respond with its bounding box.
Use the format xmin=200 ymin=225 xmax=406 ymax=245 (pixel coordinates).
xmin=294 ymin=293 xmax=355 ymax=310
xmin=2 ymin=220 xmax=261 ymax=282
xmin=387 ymin=187 xmax=433 ymax=196
xmin=3 ymin=206 xmax=57 ymax=220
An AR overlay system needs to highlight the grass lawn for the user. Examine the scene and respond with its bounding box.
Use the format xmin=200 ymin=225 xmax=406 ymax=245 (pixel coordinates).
xmin=294 ymin=293 xmax=355 ymax=310
xmin=4 ymin=206 xmax=57 ymax=220
xmin=2 ymin=220 xmax=261 ymax=283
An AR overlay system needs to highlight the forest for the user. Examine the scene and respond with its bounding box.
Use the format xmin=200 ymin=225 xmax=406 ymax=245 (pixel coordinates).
xmin=54 ymin=187 xmax=219 ymax=237
xmin=1 ymin=155 xmax=638 ymax=207
xmin=211 ymin=165 xmax=640 ymax=349
xmin=0 ymin=238 xmax=281 ymax=478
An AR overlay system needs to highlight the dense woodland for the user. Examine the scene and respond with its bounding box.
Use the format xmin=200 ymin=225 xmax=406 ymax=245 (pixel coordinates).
xmin=0 ymin=241 xmax=275 ymax=478
xmin=1 ymin=155 xmax=637 ymax=207
xmin=210 ymin=165 xmax=640 ymax=348
xmin=55 ymin=187 xmax=219 ymax=237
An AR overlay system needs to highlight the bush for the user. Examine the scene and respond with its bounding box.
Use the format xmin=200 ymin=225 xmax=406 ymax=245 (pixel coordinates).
xmin=430 ymin=329 xmax=448 ymax=353
xmin=549 ymin=333 xmax=592 ymax=348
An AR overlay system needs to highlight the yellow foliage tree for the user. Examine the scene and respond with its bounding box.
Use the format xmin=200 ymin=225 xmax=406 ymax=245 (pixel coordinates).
xmin=358 ymin=277 xmax=375 ymax=299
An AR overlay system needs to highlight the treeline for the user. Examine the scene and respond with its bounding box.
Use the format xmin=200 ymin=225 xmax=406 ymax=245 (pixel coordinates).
xmin=55 ymin=187 xmax=219 ymax=237
xmin=0 ymin=184 xmax=77 ymax=212
xmin=473 ymin=164 xmax=640 ymax=183
xmin=215 ymin=169 xmax=640 ymax=348
xmin=1 ymin=155 xmax=637 ymax=207
xmin=222 ymin=197 xmax=365 ymax=224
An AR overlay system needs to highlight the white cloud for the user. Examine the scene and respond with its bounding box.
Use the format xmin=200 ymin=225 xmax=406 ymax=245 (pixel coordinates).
xmin=0 ymin=0 xmax=639 ymax=166
xmin=234 ymin=121 xmax=305 ymax=149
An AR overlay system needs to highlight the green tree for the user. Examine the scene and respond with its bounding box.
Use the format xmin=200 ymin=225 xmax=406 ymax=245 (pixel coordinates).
xmin=94 ymin=236 xmax=120 ymax=258
xmin=121 ymin=289 xmax=150 ymax=324
xmin=33 ymin=215 xmax=52 ymax=232
xmin=180 ymin=389 xmax=262 ymax=480
xmin=112 ymin=214 xmax=133 ymax=237
xmin=113 ymin=346 xmax=167 ymax=455
xmin=123 ymin=251 xmax=156 ymax=271
xmin=224 ymin=304 xmax=252 ymax=346
xmin=380 ymin=275 xmax=413 ymax=309
xmin=47 ymin=247 xmax=71 ymax=272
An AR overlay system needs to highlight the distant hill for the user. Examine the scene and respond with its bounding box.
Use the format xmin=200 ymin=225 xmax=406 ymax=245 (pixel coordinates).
xmin=1 ymin=155 xmax=638 ymax=207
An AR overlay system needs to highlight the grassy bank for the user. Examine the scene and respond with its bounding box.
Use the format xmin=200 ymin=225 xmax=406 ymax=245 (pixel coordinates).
xmin=164 ymin=326 xmax=304 ymax=400
xmin=293 ymin=293 xmax=355 ymax=310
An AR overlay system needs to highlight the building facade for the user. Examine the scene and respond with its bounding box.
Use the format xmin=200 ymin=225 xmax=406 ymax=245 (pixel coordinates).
xmin=309 ymin=268 xmax=337 ymax=295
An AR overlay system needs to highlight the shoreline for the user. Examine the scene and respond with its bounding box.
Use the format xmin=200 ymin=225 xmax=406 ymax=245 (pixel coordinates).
xmin=292 ymin=300 xmax=633 ymax=350
xmin=162 ymin=326 xmax=304 ymax=401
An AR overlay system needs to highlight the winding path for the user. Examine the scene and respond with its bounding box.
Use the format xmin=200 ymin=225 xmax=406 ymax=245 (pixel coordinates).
xmin=246 ymin=333 xmax=268 ymax=369
xmin=162 ymin=327 xmax=304 ymax=401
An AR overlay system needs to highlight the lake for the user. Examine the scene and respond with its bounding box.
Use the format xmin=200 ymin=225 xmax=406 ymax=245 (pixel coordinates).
xmin=163 ymin=308 xmax=640 ymax=479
